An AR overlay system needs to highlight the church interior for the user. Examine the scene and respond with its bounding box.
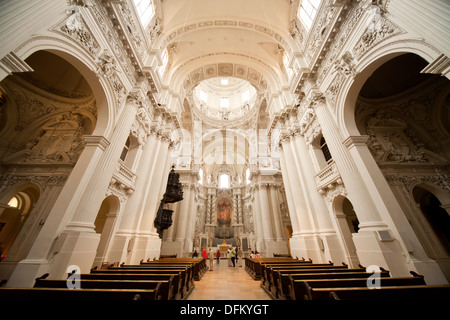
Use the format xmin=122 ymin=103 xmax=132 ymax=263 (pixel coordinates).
xmin=0 ymin=0 xmax=449 ymax=301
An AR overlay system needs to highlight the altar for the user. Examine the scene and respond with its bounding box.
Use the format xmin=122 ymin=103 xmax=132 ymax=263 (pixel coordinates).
xmin=218 ymin=244 xmax=231 ymax=254
xmin=218 ymin=239 xmax=232 ymax=257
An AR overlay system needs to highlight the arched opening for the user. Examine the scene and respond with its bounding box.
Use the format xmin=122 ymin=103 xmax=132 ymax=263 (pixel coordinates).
xmin=0 ymin=185 xmax=40 ymax=260
xmin=333 ymin=195 xmax=360 ymax=268
xmin=0 ymin=49 xmax=101 ymax=266
xmin=348 ymin=51 xmax=450 ymax=280
xmin=93 ymin=195 xmax=121 ymax=268
xmin=413 ymin=186 xmax=450 ymax=255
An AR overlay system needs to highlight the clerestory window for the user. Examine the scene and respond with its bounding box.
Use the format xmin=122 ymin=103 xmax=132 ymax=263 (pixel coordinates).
xmin=298 ymin=0 xmax=321 ymax=30
xmin=219 ymin=174 xmax=230 ymax=189
xmin=133 ymin=0 xmax=154 ymax=28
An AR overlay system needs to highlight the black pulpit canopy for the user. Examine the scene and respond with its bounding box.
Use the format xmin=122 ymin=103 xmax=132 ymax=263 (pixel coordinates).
xmin=154 ymin=165 xmax=183 ymax=237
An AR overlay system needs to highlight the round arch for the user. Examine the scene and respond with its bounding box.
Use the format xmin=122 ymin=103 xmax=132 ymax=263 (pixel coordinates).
xmin=0 ymin=183 xmax=41 ymax=261
xmin=93 ymin=194 xmax=122 ymax=268
xmin=410 ymin=181 xmax=450 ymax=215
xmin=331 ymin=194 xmax=360 ymax=268
xmin=335 ymin=37 xmax=446 ymax=138
xmin=11 ymin=36 xmax=116 ymax=138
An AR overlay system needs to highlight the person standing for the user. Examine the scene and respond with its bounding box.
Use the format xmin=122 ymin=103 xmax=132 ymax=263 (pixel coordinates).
xmin=216 ymin=249 xmax=220 ymax=264
xmin=209 ymin=247 xmax=214 ymax=271
xmin=230 ymin=247 xmax=236 ymax=267
xmin=237 ymin=247 xmax=243 ymax=267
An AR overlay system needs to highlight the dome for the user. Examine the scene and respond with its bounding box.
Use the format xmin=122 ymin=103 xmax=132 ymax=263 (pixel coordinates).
xmin=192 ymin=77 xmax=258 ymax=122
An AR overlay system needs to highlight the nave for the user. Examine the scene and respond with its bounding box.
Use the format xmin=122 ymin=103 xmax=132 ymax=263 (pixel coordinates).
xmin=2 ymin=255 xmax=449 ymax=301
xmin=187 ymin=257 xmax=271 ymax=300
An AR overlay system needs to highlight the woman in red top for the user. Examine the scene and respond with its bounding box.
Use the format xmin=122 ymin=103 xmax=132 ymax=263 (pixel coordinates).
xmin=216 ymin=250 xmax=220 ymax=263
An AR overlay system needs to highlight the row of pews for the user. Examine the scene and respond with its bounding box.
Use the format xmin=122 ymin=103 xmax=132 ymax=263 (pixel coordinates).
xmin=245 ymin=257 xmax=450 ymax=300
xmin=0 ymin=257 xmax=207 ymax=300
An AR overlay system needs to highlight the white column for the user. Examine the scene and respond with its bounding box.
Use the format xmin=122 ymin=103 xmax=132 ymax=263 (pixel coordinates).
xmin=279 ymin=142 xmax=300 ymax=235
xmin=252 ymin=184 xmax=265 ymax=254
xmin=269 ymin=185 xmax=285 ymax=241
xmin=48 ymin=96 xmax=139 ymax=277
xmin=174 ymin=184 xmax=192 ymax=256
xmin=258 ymin=184 xmax=274 ymax=242
xmin=129 ymin=136 xmax=170 ymax=263
xmin=293 ymin=132 xmax=346 ymax=264
xmin=107 ymin=132 xmax=159 ymax=263
xmin=185 ymin=184 xmax=197 ymax=255
xmin=138 ymin=137 xmax=170 ymax=234
xmin=313 ymin=99 xmax=410 ymax=276
xmin=313 ymin=101 xmax=385 ymax=231
xmin=288 ymin=136 xmax=314 ymax=233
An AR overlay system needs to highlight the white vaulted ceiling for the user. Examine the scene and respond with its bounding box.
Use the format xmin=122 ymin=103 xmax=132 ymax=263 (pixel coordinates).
xmin=154 ymin=0 xmax=297 ymax=93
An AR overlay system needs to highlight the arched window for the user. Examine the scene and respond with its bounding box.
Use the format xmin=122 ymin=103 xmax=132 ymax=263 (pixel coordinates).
xmin=219 ymin=174 xmax=230 ymax=189
xmin=320 ymin=136 xmax=332 ymax=164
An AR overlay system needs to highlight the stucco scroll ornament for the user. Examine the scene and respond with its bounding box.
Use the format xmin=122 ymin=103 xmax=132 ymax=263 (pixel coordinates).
xmin=65 ymin=6 xmax=83 ymax=33
xmin=96 ymin=49 xmax=119 ymax=78
xmin=334 ymin=51 xmax=357 ymax=78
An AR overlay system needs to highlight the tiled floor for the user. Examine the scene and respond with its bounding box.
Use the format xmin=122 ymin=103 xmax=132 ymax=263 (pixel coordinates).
xmin=187 ymin=258 xmax=272 ymax=300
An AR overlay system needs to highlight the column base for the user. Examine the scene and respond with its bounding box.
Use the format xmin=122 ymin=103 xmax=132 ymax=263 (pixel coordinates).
xmin=4 ymin=259 xmax=49 ymax=288
xmin=161 ymin=239 xmax=195 ymax=258
xmin=5 ymin=230 xmax=101 ymax=287
xmin=289 ymin=234 xmax=324 ymax=262
xmin=103 ymin=233 xmax=131 ymax=266
xmin=352 ymin=230 xmax=411 ymax=277
xmin=407 ymin=258 xmax=449 ymax=285
xmin=319 ymin=233 xmax=349 ymax=266
xmin=128 ymin=233 xmax=161 ymax=264
xmin=264 ymin=240 xmax=290 ymax=257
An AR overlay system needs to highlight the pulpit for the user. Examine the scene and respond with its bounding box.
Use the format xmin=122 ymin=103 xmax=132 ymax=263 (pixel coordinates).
xmin=154 ymin=166 xmax=183 ymax=238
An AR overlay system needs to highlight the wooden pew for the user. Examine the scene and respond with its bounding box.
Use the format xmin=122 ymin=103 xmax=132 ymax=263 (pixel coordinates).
xmin=265 ymin=266 xmax=368 ymax=299
xmin=290 ymin=274 xmax=427 ymax=300
xmin=0 ymin=285 xmax=161 ymax=300
xmin=107 ymin=265 xmax=194 ymax=291
xmin=140 ymin=258 xmax=207 ymax=280
xmin=90 ymin=268 xmax=191 ymax=299
xmin=260 ymin=261 xmax=333 ymax=284
xmin=246 ymin=257 xmax=312 ymax=280
xmin=34 ymin=277 xmax=174 ymax=301
xmin=262 ymin=263 xmax=348 ymax=294
xmin=80 ymin=273 xmax=181 ymax=300
xmin=323 ymin=285 xmax=450 ymax=300
xmin=281 ymin=270 xmax=391 ymax=300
